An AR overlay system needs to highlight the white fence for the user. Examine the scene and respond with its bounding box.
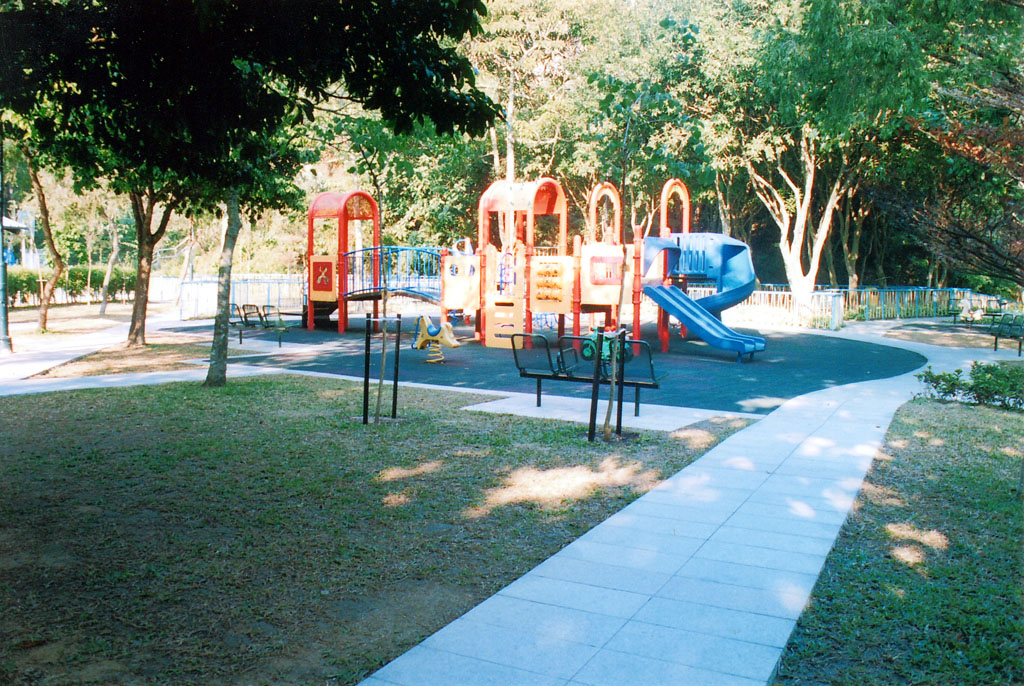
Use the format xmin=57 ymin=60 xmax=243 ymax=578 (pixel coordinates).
xmin=166 ymin=274 xmax=989 ymax=330
xmin=685 ymin=287 xmax=840 ymax=330
xmin=691 ymin=286 xmax=980 ymax=330
xmin=173 ymin=274 xmax=305 ymax=320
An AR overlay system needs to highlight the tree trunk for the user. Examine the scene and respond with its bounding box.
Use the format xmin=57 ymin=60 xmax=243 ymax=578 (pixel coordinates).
xmin=505 ymin=71 xmax=516 ymax=183
xmin=127 ymin=189 xmax=177 ymax=346
xmin=98 ymin=224 xmax=120 ymax=315
xmin=838 ymin=188 xmax=869 ymax=291
xmin=205 ymin=189 xmax=243 ymax=387
xmin=872 ymin=224 xmax=888 ymax=287
xmin=714 ymin=173 xmax=731 ymax=238
xmin=603 ymin=243 xmax=629 ymax=442
xmin=488 ymin=126 xmax=502 ymax=179
xmin=21 ymin=144 xmax=64 ymax=332
xmin=129 ymin=236 xmax=155 ymax=346
xmin=175 ymin=227 xmax=195 ymax=306
xmin=747 ymin=129 xmax=847 ymax=325
xmin=822 ymin=231 xmax=838 ymax=287
xmin=85 ymin=241 xmax=94 ymax=304
xmin=789 ymin=273 xmax=817 ymax=322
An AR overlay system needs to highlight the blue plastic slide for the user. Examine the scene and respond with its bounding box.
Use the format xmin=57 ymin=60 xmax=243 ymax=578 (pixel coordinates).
xmin=642 ymin=233 xmax=767 ymax=361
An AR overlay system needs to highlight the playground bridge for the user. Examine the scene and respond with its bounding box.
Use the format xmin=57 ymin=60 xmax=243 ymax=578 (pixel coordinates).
xmin=337 ymin=245 xmax=443 ymax=304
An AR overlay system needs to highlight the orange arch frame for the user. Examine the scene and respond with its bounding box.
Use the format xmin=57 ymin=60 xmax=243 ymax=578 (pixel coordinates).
xmin=659 ymin=178 xmax=691 ymax=237
xmin=475 ymin=178 xmax=569 ymax=343
xmin=476 ymin=177 xmax=568 ymax=255
xmin=306 ymin=190 xmax=381 ymax=332
xmin=587 ymin=181 xmax=623 ymax=245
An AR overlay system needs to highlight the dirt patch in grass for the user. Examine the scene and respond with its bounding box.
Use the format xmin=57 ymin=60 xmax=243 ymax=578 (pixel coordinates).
xmin=8 ymin=301 xmax=137 ymax=327
xmin=0 ymin=375 xmax=751 ymax=685
xmin=773 ymin=399 xmax=1023 ymax=685
xmin=31 ymin=333 xmax=261 ymax=378
xmin=8 ymin=302 xmax=178 ymax=335
xmin=883 ymin=320 xmax=997 ymax=348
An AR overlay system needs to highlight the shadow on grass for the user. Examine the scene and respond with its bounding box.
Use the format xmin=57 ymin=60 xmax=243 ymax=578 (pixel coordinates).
xmin=0 ymin=374 xmax=749 ymax=685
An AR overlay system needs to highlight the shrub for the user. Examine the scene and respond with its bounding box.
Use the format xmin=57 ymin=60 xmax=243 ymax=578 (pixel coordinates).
xmin=4 ymin=265 xmax=137 ymax=307
xmin=965 ymin=363 xmax=1024 ymax=410
xmin=65 ymin=266 xmax=102 ymax=300
xmin=5 ymin=267 xmax=40 ymax=305
xmin=918 ymin=363 xmax=1024 ymax=411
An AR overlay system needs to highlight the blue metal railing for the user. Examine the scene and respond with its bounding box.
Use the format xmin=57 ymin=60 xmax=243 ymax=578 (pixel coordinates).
xmin=745 ymin=285 xmax=982 ymax=327
xmin=342 ymin=246 xmax=442 ymax=300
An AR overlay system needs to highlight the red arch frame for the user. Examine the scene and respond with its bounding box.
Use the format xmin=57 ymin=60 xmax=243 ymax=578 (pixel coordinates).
xmin=306 ymin=191 xmax=380 ymax=333
xmin=659 ymin=178 xmax=691 ymax=237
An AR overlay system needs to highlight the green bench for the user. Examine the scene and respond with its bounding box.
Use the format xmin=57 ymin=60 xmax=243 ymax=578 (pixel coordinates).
xmin=229 ymin=303 xmax=260 ymax=343
xmin=261 ymin=304 xmax=304 ymax=346
xmin=230 ymin=304 xmax=303 ymax=346
xmin=989 ymin=314 xmax=1024 ymax=356
xmin=511 ymin=332 xmax=664 ymax=417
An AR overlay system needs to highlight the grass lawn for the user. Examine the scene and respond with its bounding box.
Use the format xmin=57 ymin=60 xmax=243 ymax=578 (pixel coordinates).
xmin=773 ymin=398 xmax=1024 ymax=685
xmin=0 ymin=375 xmax=749 ymax=685
xmin=6 ymin=302 xmax=259 ymax=378
xmin=8 ymin=302 xmax=138 ymax=327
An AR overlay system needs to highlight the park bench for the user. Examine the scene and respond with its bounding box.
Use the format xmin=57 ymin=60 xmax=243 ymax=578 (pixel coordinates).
xmin=229 ymin=303 xmax=261 ymax=343
xmin=242 ymin=303 xmax=265 ymax=326
xmin=510 ymin=332 xmax=664 ymax=417
xmin=229 ymin=303 xmax=301 ymax=345
xmin=261 ymin=304 xmax=305 ymax=347
xmin=990 ymin=313 xmax=1024 ymax=356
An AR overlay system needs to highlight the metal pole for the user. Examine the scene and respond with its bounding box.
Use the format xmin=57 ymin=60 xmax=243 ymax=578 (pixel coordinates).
xmin=391 ymin=314 xmax=401 ymax=419
xmin=615 ymin=330 xmax=625 ymax=435
xmin=588 ymin=331 xmax=604 ymax=442
xmin=1 ymin=134 xmax=12 ymax=354
xmin=362 ymin=313 xmax=371 ymax=425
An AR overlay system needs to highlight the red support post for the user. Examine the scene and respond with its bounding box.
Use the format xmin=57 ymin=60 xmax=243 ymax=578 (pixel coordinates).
xmin=440 ymin=248 xmax=449 ymax=323
xmin=572 ymin=234 xmax=582 ymax=337
xmin=476 ymin=248 xmax=486 ymax=342
xmin=632 ymin=232 xmax=643 ymax=352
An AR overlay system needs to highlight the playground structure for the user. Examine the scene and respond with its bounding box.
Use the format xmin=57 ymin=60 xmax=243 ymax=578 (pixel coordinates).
xmin=440 ymin=177 xmax=634 ymax=348
xmin=641 ymin=180 xmax=767 ymax=360
xmin=304 ymin=179 xmax=766 ymax=360
xmin=306 ymin=191 xmax=442 ymax=332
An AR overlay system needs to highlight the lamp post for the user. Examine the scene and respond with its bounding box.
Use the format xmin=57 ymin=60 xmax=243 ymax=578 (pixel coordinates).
xmin=1 ymin=133 xmax=12 ymax=354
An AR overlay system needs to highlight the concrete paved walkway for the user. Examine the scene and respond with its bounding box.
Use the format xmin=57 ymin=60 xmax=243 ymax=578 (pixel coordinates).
xmin=360 ymin=323 xmax=1018 ymax=686
xmin=0 ymin=318 xmax=1016 ymax=685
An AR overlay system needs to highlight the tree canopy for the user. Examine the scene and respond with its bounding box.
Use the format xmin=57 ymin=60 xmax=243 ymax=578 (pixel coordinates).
xmin=1 ymin=0 xmax=500 ymax=344
xmin=2 ymin=0 xmax=1021 ymax=308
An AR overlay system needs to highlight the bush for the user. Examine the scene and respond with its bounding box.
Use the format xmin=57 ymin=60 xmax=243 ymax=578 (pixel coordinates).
xmin=63 ymin=266 xmax=137 ymax=301
xmin=5 ymin=267 xmax=40 ymax=305
xmin=918 ymin=362 xmax=1024 ymax=411
xmin=65 ymin=266 xmax=103 ymax=300
xmin=4 ymin=265 xmax=136 ymax=307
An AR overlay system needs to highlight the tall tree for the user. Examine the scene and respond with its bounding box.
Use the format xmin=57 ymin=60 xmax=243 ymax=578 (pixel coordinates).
xmin=465 ymin=0 xmax=588 ymax=183
xmin=794 ymin=0 xmax=1023 ymax=287
xmin=203 ymin=125 xmax=310 ymax=387
xmin=583 ymin=16 xmax=705 ymax=219
xmin=18 ymin=143 xmax=64 ymax=331
xmin=1 ymin=0 xmax=498 ymax=347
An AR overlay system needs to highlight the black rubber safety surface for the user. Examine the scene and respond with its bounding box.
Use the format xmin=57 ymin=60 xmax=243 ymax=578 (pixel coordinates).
xmin=184 ymin=319 xmax=927 ymax=416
